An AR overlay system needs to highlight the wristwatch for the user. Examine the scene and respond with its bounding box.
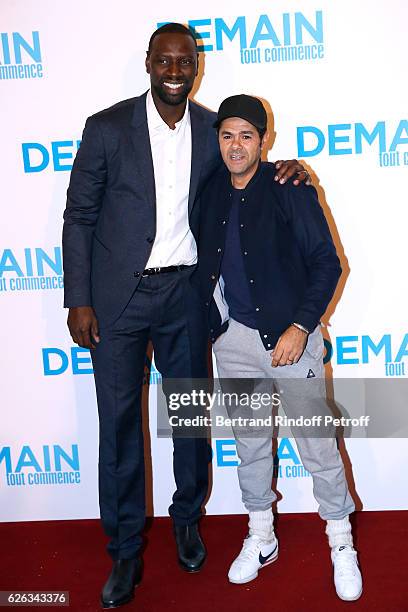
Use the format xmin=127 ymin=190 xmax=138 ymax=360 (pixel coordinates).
xmin=291 ymin=322 xmax=309 ymax=334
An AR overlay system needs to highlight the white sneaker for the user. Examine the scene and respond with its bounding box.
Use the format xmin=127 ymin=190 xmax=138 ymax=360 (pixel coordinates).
xmin=228 ymin=534 xmax=279 ymax=584
xmin=331 ymin=545 xmax=363 ymax=601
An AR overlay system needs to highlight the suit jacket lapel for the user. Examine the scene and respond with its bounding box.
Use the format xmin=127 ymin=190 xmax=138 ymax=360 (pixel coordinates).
xmin=188 ymin=102 xmax=207 ymax=216
xmin=129 ymin=92 xmax=156 ymax=210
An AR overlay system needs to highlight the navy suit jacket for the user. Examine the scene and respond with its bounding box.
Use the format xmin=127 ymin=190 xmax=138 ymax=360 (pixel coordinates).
xmin=62 ymin=91 xmax=220 ymax=325
xmin=195 ymin=162 xmax=342 ymax=348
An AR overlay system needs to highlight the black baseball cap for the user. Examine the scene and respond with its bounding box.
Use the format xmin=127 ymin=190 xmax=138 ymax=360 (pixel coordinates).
xmin=213 ymin=94 xmax=267 ymax=131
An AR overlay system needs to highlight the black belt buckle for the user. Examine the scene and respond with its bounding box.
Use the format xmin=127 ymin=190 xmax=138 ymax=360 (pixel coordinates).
xmin=142 ymin=267 xmax=158 ymax=277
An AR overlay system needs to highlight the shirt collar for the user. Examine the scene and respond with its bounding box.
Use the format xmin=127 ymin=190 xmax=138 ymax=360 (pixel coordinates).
xmin=146 ymin=89 xmax=190 ymax=133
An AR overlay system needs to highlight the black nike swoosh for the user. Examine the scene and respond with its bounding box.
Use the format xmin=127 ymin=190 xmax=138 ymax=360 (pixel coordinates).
xmin=259 ymin=543 xmax=278 ymax=565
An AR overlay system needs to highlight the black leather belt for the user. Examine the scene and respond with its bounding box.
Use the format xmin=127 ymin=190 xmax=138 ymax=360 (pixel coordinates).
xmin=142 ymin=265 xmax=191 ymax=277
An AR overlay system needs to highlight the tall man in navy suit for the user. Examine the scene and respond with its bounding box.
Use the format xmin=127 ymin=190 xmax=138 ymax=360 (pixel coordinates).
xmin=62 ymin=23 xmax=309 ymax=609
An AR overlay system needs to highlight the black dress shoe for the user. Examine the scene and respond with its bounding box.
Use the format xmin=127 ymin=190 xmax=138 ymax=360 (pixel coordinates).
xmin=174 ymin=523 xmax=206 ymax=572
xmin=101 ymin=558 xmax=142 ymax=609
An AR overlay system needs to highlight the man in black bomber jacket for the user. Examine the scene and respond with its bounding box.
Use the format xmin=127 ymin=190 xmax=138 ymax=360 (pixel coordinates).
xmin=195 ymin=95 xmax=363 ymax=602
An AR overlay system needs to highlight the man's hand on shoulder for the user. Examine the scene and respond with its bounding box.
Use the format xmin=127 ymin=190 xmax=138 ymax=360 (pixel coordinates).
xmin=271 ymin=325 xmax=308 ymax=367
xmin=67 ymin=306 xmax=100 ymax=349
xmin=274 ymin=160 xmax=312 ymax=186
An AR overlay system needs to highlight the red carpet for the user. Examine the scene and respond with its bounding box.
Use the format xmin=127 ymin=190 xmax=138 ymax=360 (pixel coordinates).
xmin=0 ymin=512 xmax=407 ymax=612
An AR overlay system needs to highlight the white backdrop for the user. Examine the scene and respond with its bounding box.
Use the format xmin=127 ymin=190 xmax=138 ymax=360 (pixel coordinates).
xmin=1 ymin=0 xmax=407 ymax=522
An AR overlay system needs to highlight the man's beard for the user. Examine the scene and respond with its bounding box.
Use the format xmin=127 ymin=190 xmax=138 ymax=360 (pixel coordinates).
xmin=152 ymin=81 xmax=192 ymax=106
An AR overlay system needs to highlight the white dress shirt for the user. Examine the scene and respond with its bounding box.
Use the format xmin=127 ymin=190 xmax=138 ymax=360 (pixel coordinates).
xmin=145 ymin=89 xmax=197 ymax=268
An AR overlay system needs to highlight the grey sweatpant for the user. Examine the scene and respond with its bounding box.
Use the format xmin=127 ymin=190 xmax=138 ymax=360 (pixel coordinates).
xmin=213 ymin=319 xmax=355 ymax=520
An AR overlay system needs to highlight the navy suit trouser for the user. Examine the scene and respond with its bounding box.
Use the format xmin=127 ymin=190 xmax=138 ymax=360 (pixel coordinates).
xmin=91 ymin=267 xmax=210 ymax=560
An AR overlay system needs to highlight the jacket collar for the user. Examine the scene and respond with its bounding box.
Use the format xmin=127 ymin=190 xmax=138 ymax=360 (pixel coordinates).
xmin=188 ymin=101 xmax=208 ymax=215
xmin=129 ymin=91 xmax=156 ymax=210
